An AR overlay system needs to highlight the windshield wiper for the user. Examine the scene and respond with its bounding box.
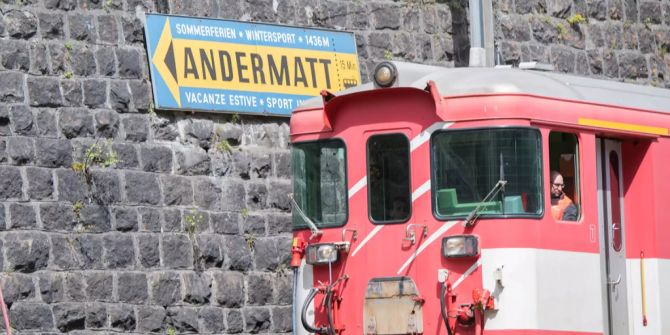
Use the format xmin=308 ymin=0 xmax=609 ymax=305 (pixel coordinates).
xmin=464 ymin=179 xmax=507 ymax=227
xmin=288 ymin=193 xmax=323 ymax=239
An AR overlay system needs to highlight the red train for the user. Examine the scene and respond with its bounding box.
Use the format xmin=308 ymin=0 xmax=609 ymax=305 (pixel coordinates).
xmin=289 ymin=61 xmax=670 ymax=335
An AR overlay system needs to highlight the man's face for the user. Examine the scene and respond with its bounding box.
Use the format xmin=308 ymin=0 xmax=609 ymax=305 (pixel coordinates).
xmin=551 ymin=174 xmax=565 ymax=198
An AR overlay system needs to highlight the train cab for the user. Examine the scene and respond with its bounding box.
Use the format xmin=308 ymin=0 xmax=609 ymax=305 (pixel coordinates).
xmin=289 ymin=61 xmax=670 ymax=335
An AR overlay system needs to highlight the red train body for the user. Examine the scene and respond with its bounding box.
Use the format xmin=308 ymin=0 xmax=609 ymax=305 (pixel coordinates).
xmin=289 ymin=63 xmax=670 ymax=335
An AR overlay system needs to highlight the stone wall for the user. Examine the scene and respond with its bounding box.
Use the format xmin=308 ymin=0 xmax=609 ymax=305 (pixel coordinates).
xmin=0 ymin=0 xmax=668 ymax=334
xmin=0 ymin=0 xmax=461 ymax=334
xmin=495 ymin=0 xmax=670 ymax=86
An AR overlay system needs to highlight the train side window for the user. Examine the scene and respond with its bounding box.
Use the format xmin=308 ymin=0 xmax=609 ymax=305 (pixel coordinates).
xmin=549 ymin=132 xmax=580 ymax=221
xmin=367 ymin=134 xmax=411 ymax=223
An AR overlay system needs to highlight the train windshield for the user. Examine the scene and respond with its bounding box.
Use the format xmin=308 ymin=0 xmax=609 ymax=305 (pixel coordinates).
xmin=432 ymin=128 xmax=542 ymax=219
xmin=292 ymin=139 xmax=348 ymax=228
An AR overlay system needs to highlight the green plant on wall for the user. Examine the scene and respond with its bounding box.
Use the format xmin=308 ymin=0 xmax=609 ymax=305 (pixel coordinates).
xmin=71 ymin=140 xmax=119 ymax=186
xmin=184 ymin=210 xmax=205 ymax=237
xmin=244 ymin=233 xmax=256 ymax=251
xmin=566 ymin=13 xmax=586 ymax=26
xmin=555 ymin=23 xmax=567 ymax=39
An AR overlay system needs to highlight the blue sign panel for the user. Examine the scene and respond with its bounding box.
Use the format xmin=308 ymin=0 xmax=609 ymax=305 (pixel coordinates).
xmin=144 ymin=14 xmax=360 ymax=116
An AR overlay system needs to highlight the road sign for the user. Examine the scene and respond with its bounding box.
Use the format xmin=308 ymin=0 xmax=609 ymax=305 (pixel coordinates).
xmin=144 ymin=14 xmax=361 ymax=116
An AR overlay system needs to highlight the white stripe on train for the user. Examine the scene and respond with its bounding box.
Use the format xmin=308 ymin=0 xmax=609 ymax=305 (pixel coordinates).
xmin=350 ymin=122 xmax=453 ymax=257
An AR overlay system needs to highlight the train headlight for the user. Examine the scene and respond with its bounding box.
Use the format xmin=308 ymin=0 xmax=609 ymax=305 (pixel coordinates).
xmin=373 ymin=61 xmax=397 ymax=88
xmin=442 ymin=235 xmax=479 ymax=258
xmin=306 ymin=243 xmax=340 ymax=265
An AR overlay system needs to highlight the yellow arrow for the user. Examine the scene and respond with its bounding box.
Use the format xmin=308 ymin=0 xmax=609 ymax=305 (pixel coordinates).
xmin=152 ymin=18 xmax=181 ymax=107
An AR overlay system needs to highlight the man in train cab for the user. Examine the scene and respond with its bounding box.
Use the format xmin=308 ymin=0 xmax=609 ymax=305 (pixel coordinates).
xmin=389 ymin=197 xmax=409 ymax=221
xmin=550 ymin=171 xmax=578 ymax=221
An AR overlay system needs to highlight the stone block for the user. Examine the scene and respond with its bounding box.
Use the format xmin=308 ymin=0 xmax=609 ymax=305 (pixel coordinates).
xmin=183 ymin=272 xmax=211 ymax=305
xmin=85 ymin=272 xmax=113 ymax=301
xmin=5 ymin=233 xmax=48 ymax=273
xmin=83 ymin=79 xmax=108 ymax=108
xmin=123 ymin=16 xmax=145 ymax=44
xmin=199 ymin=307 xmax=224 ymax=333
xmin=68 ymin=14 xmax=95 ymax=41
xmin=5 ymin=10 xmax=37 ymax=39
xmin=96 ymin=47 xmax=117 ymax=76
xmin=371 ymin=2 xmax=401 ymax=30
xmin=267 ymin=213 xmax=291 ymax=235
xmin=112 ymin=143 xmax=138 ymax=168
xmin=118 ymin=272 xmax=148 ymax=303
xmin=10 ymin=303 xmax=53 ymax=330
xmin=39 ymin=273 xmax=64 ymax=304
xmin=275 ymin=271 xmax=293 ymax=305
xmin=50 ymin=236 xmax=80 ymax=270
xmin=211 ymin=211 xmax=239 ymax=235
xmin=38 ymin=12 xmax=64 ymax=39
xmin=114 ymin=207 xmax=138 ymax=232
xmin=253 ymin=238 xmax=279 ymax=271
xmin=28 ymin=76 xmax=63 ymax=107
xmin=142 ymin=145 xmax=173 ymax=173
xmin=117 ymin=48 xmax=142 ymax=78
xmin=150 ymin=272 xmax=182 ymax=306
xmin=139 ymin=207 xmax=161 ymax=232
xmin=225 ymin=236 xmax=253 ymax=271
xmin=109 ymin=304 xmax=136 ymax=331
xmin=273 ymin=152 xmax=290 ymax=178
xmin=185 ymin=119 xmax=213 ymax=150
xmin=9 ymin=203 xmax=37 ymax=229
xmin=97 ymin=15 xmax=119 ymax=44
xmin=91 ymin=170 xmax=122 ymax=204
xmin=176 ymin=149 xmax=211 ymax=175
xmin=221 ymin=179 xmax=246 ymax=211
xmin=246 ymin=182 xmax=268 ymax=210
xmin=167 ymin=307 xmax=199 ymax=333
xmin=10 ymin=105 xmax=35 ymax=135
xmin=74 ymin=235 xmax=104 ymax=269
xmin=226 ymin=309 xmax=244 ymax=333
xmin=247 ymin=272 xmax=273 ymax=305
xmin=103 ymin=233 xmax=135 ymax=268
xmin=85 ymin=302 xmax=107 ymax=328
xmin=59 ymin=108 xmax=94 ymax=139
xmin=1 ymin=39 xmax=30 ymax=71
xmin=71 ymin=46 xmax=97 ymax=77
xmin=137 ymin=305 xmax=166 ymax=332
xmin=193 ymin=177 xmax=222 ymax=210
xmin=29 ymin=42 xmax=49 ymax=75
xmin=129 ymin=79 xmax=151 ymax=111
xmin=94 ymin=109 xmax=119 ymax=138
xmin=36 ymin=138 xmax=72 ymax=168
xmin=272 ymin=306 xmax=292 ymax=332
xmin=27 ymin=167 xmax=53 ymax=200
xmin=162 ymin=234 xmax=193 ymax=269
xmin=138 ymin=234 xmax=160 ymax=267
xmin=0 ymin=72 xmax=24 ymax=103
xmin=110 ymin=80 xmax=131 ymax=112
xmin=125 ymin=171 xmax=161 ymax=205
xmin=0 ymin=166 xmax=22 ymax=200
xmin=122 ymin=114 xmax=149 ymax=142
xmin=163 ymin=176 xmax=194 ymax=206
xmin=62 ymin=79 xmax=83 ymax=106
xmin=268 ymin=180 xmax=291 ymax=211
xmin=79 ymin=204 xmax=111 ymax=232
xmin=1 ymin=274 xmax=35 ymax=305
xmin=213 ymin=271 xmax=244 ymax=308
xmin=162 ymin=208 xmax=182 ymax=231
xmin=64 ymin=272 xmax=86 ymax=301
xmin=195 ymin=235 xmax=224 ymax=269
xmin=0 ymin=137 xmax=28 ymax=166
xmin=244 ymin=307 xmax=271 ymax=333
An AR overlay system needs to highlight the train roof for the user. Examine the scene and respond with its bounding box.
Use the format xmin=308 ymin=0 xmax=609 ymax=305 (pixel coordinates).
xmin=298 ymin=61 xmax=670 ymax=114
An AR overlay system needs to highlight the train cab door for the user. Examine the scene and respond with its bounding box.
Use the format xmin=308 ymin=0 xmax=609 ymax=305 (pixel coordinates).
xmin=596 ymin=138 xmax=629 ymax=335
